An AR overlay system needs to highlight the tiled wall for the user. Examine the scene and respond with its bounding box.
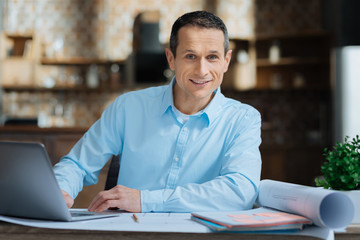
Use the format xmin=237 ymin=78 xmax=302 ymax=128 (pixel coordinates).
xmin=35 ymin=0 xmax=105 ymax=59
xmin=106 ymin=0 xmax=204 ymax=59
xmin=3 ymin=0 xmax=322 ymax=58
xmin=4 ymin=0 xmax=35 ymax=35
xmin=224 ymin=89 xmax=330 ymax=146
xmin=216 ymin=0 xmax=322 ymax=38
xmin=216 ymin=0 xmax=255 ymax=39
xmin=1 ymin=0 xmax=323 ymax=128
xmin=4 ymin=0 xmax=205 ymax=60
xmin=254 ymin=0 xmax=322 ymax=35
xmin=2 ymin=0 xmax=205 ymax=127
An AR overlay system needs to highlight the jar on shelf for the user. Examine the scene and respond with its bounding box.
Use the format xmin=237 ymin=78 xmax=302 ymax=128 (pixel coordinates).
xmin=269 ymin=40 xmax=281 ymax=63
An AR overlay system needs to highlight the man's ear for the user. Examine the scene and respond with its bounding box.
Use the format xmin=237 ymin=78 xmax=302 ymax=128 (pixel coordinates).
xmin=223 ymin=49 xmax=232 ymax=73
xmin=165 ymin=48 xmax=176 ymax=71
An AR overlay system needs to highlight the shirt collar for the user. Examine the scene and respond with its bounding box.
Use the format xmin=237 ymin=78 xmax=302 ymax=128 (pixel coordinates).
xmin=160 ymin=77 xmax=225 ymax=126
xmin=160 ymin=77 xmax=176 ymax=115
xmin=201 ymin=87 xmax=225 ymax=126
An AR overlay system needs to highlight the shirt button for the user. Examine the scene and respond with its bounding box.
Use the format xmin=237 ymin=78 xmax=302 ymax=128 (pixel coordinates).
xmin=183 ymin=127 xmax=188 ymax=131
xmin=175 ymin=157 xmax=179 ymax=162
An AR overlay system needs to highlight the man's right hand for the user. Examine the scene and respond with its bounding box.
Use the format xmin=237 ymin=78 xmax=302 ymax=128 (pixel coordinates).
xmin=61 ymin=190 xmax=74 ymax=208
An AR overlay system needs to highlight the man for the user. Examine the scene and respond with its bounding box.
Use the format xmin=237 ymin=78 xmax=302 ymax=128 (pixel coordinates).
xmin=54 ymin=10 xmax=261 ymax=213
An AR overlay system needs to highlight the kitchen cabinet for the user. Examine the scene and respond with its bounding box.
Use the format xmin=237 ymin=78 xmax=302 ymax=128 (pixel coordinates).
xmin=254 ymin=32 xmax=330 ymax=90
xmin=0 ymin=32 xmax=125 ymax=128
xmin=0 ymin=33 xmax=35 ymax=87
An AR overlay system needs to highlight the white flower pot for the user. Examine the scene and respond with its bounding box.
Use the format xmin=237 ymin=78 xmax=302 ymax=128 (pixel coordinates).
xmin=343 ymin=190 xmax=360 ymax=224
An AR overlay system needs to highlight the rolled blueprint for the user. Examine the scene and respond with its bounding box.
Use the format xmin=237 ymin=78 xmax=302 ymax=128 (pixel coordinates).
xmin=256 ymin=179 xmax=354 ymax=229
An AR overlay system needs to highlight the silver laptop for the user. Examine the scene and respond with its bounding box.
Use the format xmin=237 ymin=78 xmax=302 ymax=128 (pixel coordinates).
xmin=0 ymin=141 xmax=121 ymax=221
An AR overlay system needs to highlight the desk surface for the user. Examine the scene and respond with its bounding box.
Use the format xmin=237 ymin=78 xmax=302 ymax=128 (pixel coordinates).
xmin=1 ymin=222 xmax=360 ymax=240
xmin=0 ymin=222 xmax=316 ymax=240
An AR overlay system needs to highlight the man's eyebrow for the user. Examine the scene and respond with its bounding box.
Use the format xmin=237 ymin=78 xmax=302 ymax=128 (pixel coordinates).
xmin=181 ymin=49 xmax=221 ymax=54
xmin=182 ymin=49 xmax=196 ymax=54
xmin=209 ymin=50 xmax=221 ymax=54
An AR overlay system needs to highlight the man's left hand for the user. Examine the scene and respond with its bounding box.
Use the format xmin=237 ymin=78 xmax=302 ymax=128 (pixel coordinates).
xmin=88 ymin=185 xmax=141 ymax=212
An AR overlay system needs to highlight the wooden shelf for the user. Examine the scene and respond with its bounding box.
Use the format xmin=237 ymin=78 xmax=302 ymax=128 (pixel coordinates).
xmin=230 ymin=31 xmax=330 ymax=42
xmin=255 ymin=31 xmax=330 ymax=41
xmin=1 ymin=85 xmax=124 ymax=92
xmin=40 ymin=57 xmax=125 ymax=65
xmin=1 ymin=82 xmax=168 ymax=93
xmin=222 ymin=87 xmax=330 ymax=93
xmin=0 ymin=125 xmax=88 ymax=134
xmin=5 ymin=33 xmax=33 ymax=39
xmin=256 ymin=57 xmax=328 ymax=67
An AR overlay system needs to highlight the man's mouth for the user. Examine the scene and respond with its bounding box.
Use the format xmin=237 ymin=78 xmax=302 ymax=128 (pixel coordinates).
xmin=190 ymin=79 xmax=212 ymax=85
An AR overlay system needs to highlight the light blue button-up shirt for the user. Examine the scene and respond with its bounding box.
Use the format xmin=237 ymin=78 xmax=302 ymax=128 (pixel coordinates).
xmin=54 ymin=78 xmax=262 ymax=212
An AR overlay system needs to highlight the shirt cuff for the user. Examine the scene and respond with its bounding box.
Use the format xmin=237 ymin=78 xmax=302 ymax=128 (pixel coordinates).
xmin=56 ymin=180 xmax=77 ymax=199
xmin=140 ymin=189 xmax=165 ymax=212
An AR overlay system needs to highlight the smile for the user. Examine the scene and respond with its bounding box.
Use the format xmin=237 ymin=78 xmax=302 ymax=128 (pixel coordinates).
xmin=190 ymin=79 xmax=212 ymax=85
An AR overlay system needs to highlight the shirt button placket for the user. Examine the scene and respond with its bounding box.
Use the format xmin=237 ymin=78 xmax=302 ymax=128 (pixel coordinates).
xmin=166 ymin=125 xmax=189 ymax=188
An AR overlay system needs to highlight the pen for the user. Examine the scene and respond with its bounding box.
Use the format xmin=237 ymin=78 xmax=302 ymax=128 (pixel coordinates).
xmin=132 ymin=213 xmax=139 ymax=223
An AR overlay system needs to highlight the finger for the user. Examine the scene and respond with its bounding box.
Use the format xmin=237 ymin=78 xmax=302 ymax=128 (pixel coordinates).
xmin=65 ymin=198 xmax=73 ymax=208
xmin=92 ymin=199 xmax=119 ymax=212
xmin=61 ymin=190 xmax=74 ymax=208
xmin=88 ymin=193 xmax=100 ymax=210
xmin=88 ymin=192 xmax=108 ymax=212
xmin=88 ymin=185 xmax=124 ymax=210
xmin=88 ymin=190 xmax=109 ymax=210
xmin=88 ymin=190 xmax=117 ymax=212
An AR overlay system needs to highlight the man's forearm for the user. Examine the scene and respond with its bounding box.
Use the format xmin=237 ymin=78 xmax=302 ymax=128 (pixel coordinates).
xmin=140 ymin=173 xmax=258 ymax=212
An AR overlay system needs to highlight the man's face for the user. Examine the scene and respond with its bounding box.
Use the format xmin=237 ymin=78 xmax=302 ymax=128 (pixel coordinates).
xmin=166 ymin=26 xmax=232 ymax=111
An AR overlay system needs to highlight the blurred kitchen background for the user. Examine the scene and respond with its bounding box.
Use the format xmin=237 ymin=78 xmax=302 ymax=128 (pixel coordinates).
xmin=0 ymin=0 xmax=359 ymax=207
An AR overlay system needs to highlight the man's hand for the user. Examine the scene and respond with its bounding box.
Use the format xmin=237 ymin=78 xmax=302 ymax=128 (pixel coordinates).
xmin=61 ymin=190 xmax=74 ymax=208
xmin=88 ymin=185 xmax=141 ymax=213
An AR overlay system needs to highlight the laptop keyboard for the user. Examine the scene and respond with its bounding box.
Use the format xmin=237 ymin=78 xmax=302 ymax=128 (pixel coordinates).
xmin=71 ymin=212 xmax=98 ymax=217
xmin=70 ymin=211 xmax=118 ymax=217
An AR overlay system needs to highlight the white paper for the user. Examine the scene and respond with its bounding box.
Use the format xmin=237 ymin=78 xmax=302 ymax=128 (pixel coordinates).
xmin=0 ymin=212 xmax=211 ymax=233
xmin=257 ymin=180 xmax=354 ymax=229
xmin=0 ymin=211 xmax=334 ymax=240
xmin=1 ymin=209 xmax=338 ymax=240
xmin=298 ymin=226 xmax=334 ymax=240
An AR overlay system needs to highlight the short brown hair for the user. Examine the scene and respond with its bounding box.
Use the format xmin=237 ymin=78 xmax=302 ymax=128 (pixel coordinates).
xmin=169 ymin=11 xmax=229 ymax=58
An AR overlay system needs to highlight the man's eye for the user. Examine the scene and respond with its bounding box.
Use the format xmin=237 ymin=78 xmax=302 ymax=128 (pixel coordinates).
xmin=186 ymin=54 xmax=196 ymax=59
xmin=208 ymin=55 xmax=218 ymax=60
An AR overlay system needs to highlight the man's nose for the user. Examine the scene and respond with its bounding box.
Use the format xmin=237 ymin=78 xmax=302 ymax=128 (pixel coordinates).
xmin=195 ymin=58 xmax=209 ymax=76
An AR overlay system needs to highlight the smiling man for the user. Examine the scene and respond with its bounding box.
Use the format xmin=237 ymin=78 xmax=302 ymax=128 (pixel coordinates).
xmin=168 ymin=24 xmax=231 ymax=115
xmin=54 ymin=11 xmax=262 ymax=213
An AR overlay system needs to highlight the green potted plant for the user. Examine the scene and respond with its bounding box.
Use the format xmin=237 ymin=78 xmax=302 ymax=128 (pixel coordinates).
xmin=316 ymin=135 xmax=360 ymax=223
